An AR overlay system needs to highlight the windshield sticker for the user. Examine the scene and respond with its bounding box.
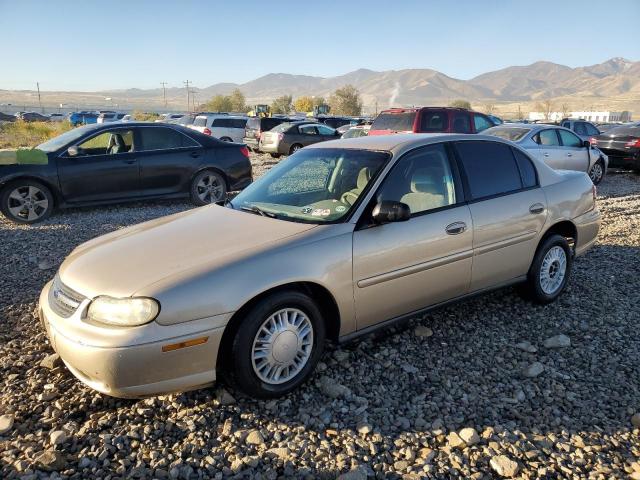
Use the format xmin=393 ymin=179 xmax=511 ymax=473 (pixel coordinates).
xmin=335 ymin=205 xmax=346 ymax=213
xmin=301 ymin=207 xmax=313 ymax=214
xmin=311 ymin=208 xmax=331 ymax=217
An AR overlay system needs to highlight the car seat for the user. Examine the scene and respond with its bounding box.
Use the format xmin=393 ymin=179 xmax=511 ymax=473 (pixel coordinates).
xmin=400 ymin=168 xmax=447 ymax=214
xmin=341 ymin=167 xmax=372 ymax=206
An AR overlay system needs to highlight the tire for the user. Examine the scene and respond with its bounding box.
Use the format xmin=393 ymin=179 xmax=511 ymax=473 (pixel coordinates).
xmin=289 ymin=144 xmax=303 ymax=155
xmin=521 ymin=234 xmax=572 ymax=304
xmin=228 ymin=290 xmax=326 ymax=398
xmin=220 ymin=137 xmax=233 ymax=142
xmin=269 ymin=153 xmax=281 ymax=159
xmin=0 ymin=180 xmax=54 ymax=224
xmin=588 ymin=159 xmax=605 ymax=185
xmin=190 ymin=170 xmax=227 ymax=206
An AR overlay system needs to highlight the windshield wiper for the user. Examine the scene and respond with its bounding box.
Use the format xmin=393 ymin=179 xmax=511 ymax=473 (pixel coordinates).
xmin=240 ymin=205 xmax=278 ymax=218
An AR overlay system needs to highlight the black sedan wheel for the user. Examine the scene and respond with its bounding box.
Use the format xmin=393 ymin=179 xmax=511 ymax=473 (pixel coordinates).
xmin=1 ymin=180 xmax=54 ymax=224
xmin=190 ymin=170 xmax=227 ymax=206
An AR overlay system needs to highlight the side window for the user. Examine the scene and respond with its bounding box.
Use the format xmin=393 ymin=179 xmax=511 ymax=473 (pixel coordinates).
xmin=139 ymin=127 xmax=198 ymax=150
xmin=452 ymin=113 xmax=471 ymax=133
xmin=537 ymin=129 xmax=560 ymax=146
xmin=473 ymin=114 xmax=493 ymax=132
xmin=456 ymin=141 xmax=523 ymax=200
xmin=77 ymin=130 xmax=133 ymax=156
xmin=419 ymin=111 xmax=448 ymax=132
xmin=317 ymin=125 xmax=336 ymax=135
xmin=512 ymin=148 xmax=538 ymax=188
xmin=377 ymin=143 xmax=458 ymax=216
xmin=299 ymin=125 xmax=318 ymax=135
xmin=585 ymin=123 xmax=600 ymax=136
xmin=234 ymin=119 xmax=248 ymax=129
xmin=558 ymin=129 xmax=582 ymax=147
xmin=573 ymin=122 xmax=587 ymax=135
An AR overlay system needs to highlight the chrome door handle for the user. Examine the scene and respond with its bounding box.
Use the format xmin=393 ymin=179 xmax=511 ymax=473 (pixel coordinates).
xmin=567 ymin=153 xmax=572 ymax=157
xmin=529 ymin=203 xmax=545 ymax=214
xmin=543 ymin=153 xmax=549 ymax=157
xmin=445 ymin=222 xmax=467 ymax=235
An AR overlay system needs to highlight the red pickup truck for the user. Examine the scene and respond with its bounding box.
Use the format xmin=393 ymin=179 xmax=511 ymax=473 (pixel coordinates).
xmin=369 ymin=107 xmax=497 ymax=136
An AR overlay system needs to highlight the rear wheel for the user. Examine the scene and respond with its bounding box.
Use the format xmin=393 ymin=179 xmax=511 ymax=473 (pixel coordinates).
xmin=289 ymin=144 xmax=303 ymax=155
xmin=0 ymin=180 xmax=54 ymax=224
xmin=588 ymin=159 xmax=605 ymax=185
xmin=521 ymin=234 xmax=572 ymax=304
xmin=190 ymin=170 xmax=227 ymax=206
xmin=228 ymin=291 xmax=325 ymax=398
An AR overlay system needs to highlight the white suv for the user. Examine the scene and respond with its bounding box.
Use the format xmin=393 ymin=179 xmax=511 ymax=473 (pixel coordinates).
xmin=189 ymin=114 xmax=248 ymax=142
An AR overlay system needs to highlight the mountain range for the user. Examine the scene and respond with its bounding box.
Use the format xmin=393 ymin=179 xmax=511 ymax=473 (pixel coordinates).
xmin=1 ymin=57 xmax=638 ymax=115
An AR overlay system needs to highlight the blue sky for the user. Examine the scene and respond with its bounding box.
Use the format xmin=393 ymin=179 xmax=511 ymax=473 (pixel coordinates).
xmin=1 ymin=0 xmax=638 ymax=91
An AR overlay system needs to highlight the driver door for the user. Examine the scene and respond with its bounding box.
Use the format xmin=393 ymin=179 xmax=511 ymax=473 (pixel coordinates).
xmin=352 ymin=143 xmax=473 ymax=329
xmin=57 ymin=128 xmax=141 ymax=203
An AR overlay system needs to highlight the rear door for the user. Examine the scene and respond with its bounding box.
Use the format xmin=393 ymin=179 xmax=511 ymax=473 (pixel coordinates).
xmin=298 ymin=124 xmax=323 ymax=146
xmin=57 ymin=128 xmax=140 ymax=202
xmin=454 ymin=140 xmax=547 ymax=291
xmin=137 ymin=126 xmax=204 ymax=195
xmin=558 ymin=128 xmax=590 ymax=172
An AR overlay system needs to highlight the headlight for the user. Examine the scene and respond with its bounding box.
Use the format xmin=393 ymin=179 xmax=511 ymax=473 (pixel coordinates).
xmin=87 ymin=296 xmax=159 ymax=326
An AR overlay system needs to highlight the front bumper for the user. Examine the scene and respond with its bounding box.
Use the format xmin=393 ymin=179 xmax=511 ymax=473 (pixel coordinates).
xmin=39 ymin=281 xmax=230 ymax=398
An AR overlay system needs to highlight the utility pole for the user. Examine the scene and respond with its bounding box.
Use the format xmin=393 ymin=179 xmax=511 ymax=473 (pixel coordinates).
xmin=160 ymin=81 xmax=168 ymax=109
xmin=183 ymin=80 xmax=191 ymax=112
xmin=191 ymin=89 xmax=198 ymax=112
xmin=36 ymin=82 xmax=43 ymax=113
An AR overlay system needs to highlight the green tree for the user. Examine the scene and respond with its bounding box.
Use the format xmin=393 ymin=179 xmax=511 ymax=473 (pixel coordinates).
xmin=449 ymin=99 xmax=471 ymax=110
xmin=229 ymin=89 xmax=247 ymax=112
xmin=201 ymin=94 xmax=233 ymax=112
xmin=271 ymin=95 xmax=293 ymax=114
xmin=294 ymin=96 xmax=314 ymax=112
xmin=328 ymin=85 xmax=362 ymax=116
xmin=312 ymin=96 xmax=326 ymax=108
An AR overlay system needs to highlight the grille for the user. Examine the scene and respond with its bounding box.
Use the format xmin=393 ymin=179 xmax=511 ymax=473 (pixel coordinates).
xmin=49 ymin=275 xmax=85 ymax=318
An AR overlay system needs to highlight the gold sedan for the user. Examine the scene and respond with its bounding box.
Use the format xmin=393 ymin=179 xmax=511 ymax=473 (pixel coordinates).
xmin=39 ymin=134 xmax=600 ymax=398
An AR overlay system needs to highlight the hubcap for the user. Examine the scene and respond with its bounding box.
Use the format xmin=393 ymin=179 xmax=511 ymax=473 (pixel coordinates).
xmin=251 ymin=308 xmax=313 ymax=385
xmin=539 ymin=246 xmax=567 ymax=295
xmin=7 ymin=185 xmax=49 ymax=221
xmin=196 ymin=174 xmax=223 ymax=203
xmin=589 ymin=163 xmax=603 ymax=183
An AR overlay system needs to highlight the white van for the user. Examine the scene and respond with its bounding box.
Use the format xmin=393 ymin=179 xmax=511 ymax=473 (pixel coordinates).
xmin=189 ymin=114 xmax=248 ymax=142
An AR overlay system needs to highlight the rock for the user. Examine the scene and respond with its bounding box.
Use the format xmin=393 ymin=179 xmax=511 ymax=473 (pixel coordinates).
xmin=543 ymin=334 xmax=571 ymax=348
xmin=245 ymin=429 xmax=264 ymax=445
xmin=319 ymin=376 xmax=350 ymax=398
xmin=515 ymin=341 xmax=537 ymax=353
xmin=631 ymin=413 xmax=640 ymax=428
xmin=414 ymin=325 xmax=433 ymax=338
xmin=447 ymin=431 xmax=466 ymax=449
xmin=459 ymin=427 xmax=481 ymax=446
xmin=49 ymin=429 xmax=68 ymax=445
xmin=356 ymin=421 xmax=372 ymax=434
xmin=522 ymin=362 xmax=545 ymax=378
xmin=265 ymin=447 xmax=290 ymax=460
xmin=0 ymin=414 xmax=14 ymax=435
xmin=337 ymin=466 xmax=368 ymax=480
xmin=216 ymin=388 xmax=236 ymax=406
xmin=78 ymin=457 xmax=92 ymax=469
xmin=333 ymin=350 xmax=350 ymax=362
xmin=418 ymin=447 xmax=435 ymax=463
xmin=40 ymin=353 xmax=62 ymax=370
xmin=33 ymin=450 xmax=66 ymax=471
xmin=393 ymin=460 xmax=409 ymax=471
xmin=490 ymin=455 xmax=519 ymax=478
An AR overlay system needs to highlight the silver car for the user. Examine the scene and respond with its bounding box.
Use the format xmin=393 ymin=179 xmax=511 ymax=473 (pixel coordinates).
xmin=39 ymin=134 xmax=600 ymax=399
xmin=484 ymin=123 xmax=608 ymax=184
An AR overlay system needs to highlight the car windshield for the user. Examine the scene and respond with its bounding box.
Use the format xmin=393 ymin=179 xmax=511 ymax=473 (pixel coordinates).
xmin=36 ymin=125 xmax=96 ymax=152
xmin=231 ymin=148 xmax=390 ymax=223
xmin=484 ymin=126 xmax=531 ymax=142
xmin=371 ymin=112 xmax=416 ymax=131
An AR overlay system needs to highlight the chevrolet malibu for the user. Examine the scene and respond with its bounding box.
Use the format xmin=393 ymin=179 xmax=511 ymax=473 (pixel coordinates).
xmin=39 ymin=134 xmax=600 ymax=399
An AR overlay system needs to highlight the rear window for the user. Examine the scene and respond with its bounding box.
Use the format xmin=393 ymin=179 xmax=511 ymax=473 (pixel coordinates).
xmin=139 ymin=127 xmax=199 ymax=150
xmin=485 ymin=127 xmax=530 ymax=142
xmin=371 ymin=112 xmax=416 ymax=131
xmin=262 ymin=118 xmax=285 ymax=130
xmin=212 ymin=118 xmax=247 ymax=128
xmin=512 ymin=148 xmax=537 ymax=188
xmin=246 ymin=117 xmax=261 ymax=129
xmin=193 ymin=117 xmax=207 ymax=127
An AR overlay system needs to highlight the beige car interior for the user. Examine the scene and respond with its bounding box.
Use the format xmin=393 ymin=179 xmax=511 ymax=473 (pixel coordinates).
xmin=340 ymin=167 xmax=372 ymax=205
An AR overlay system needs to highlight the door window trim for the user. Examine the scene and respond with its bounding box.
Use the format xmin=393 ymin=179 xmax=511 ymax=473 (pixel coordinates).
xmin=58 ymin=128 xmax=136 ymax=158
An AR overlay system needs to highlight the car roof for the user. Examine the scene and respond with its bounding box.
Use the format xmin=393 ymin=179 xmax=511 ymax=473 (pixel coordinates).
xmin=379 ymin=107 xmax=483 ymax=114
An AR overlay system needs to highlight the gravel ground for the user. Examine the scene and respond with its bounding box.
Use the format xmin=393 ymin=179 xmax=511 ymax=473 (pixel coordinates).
xmin=0 ymin=157 xmax=639 ymax=479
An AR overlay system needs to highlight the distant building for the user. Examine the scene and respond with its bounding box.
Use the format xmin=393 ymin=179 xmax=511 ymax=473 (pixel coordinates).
xmin=528 ymin=110 xmax=632 ymax=123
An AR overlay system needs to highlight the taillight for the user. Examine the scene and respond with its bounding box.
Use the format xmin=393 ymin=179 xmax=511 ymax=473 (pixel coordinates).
xmin=277 ymin=133 xmax=284 ymax=141
xmin=240 ymin=146 xmax=249 ymax=158
xmin=203 ymin=127 xmax=212 ymax=135
xmin=255 ymin=129 xmax=261 ymax=139
xmin=625 ymin=138 xmax=640 ymax=148
xmin=589 ymin=137 xmax=598 ymax=145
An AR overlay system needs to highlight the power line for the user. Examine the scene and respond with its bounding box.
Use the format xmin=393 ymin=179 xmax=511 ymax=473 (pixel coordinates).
xmin=183 ymin=80 xmax=191 ymax=112
xmin=160 ymin=81 xmax=168 ymax=108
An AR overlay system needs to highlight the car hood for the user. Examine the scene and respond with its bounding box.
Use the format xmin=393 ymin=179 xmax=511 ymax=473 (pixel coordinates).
xmin=59 ymin=205 xmax=317 ymax=299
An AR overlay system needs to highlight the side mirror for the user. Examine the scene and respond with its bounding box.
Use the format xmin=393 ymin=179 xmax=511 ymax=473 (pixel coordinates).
xmin=583 ymin=140 xmax=591 ymax=148
xmin=372 ymin=200 xmax=411 ymax=224
xmin=67 ymin=146 xmax=79 ymax=157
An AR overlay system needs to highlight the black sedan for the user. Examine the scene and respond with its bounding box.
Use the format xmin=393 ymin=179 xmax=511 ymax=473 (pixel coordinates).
xmin=0 ymin=122 xmax=252 ymax=223
xmin=593 ymin=122 xmax=640 ymax=171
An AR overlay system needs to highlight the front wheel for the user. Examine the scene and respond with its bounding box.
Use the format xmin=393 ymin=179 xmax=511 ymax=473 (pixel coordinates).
xmin=521 ymin=234 xmax=572 ymax=304
xmin=1 ymin=180 xmax=54 ymax=224
xmin=190 ymin=170 xmax=227 ymax=206
xmin=589 ymin=159 xmax=605 ymax=185
xmin=228 ymin=291 xmax=325 ymax=398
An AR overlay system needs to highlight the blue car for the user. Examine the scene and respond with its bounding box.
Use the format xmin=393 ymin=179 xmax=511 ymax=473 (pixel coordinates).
xmin=69 ymin=111 xmax=98 ymax=126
